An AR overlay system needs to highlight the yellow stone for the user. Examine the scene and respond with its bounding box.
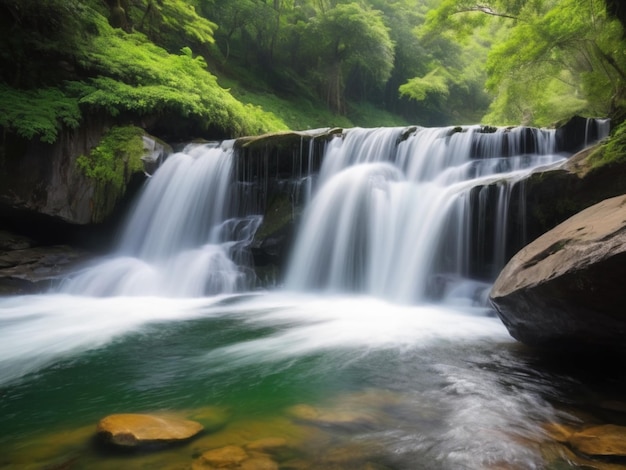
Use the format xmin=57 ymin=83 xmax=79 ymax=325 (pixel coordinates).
xmin=543 ymin=421 xmax=575 ymax=443
xmin=240 ymin=456 xmax=279 ymax=470
xmin=96 ymin=413 xmax=204 ymax=447
xmin=194 ymin=445 xmax=248 ymax=468
xmin=245 ymin=437 xmax=288 ymax=453
xmin=569 ymin=424 xmax=626 ymax=457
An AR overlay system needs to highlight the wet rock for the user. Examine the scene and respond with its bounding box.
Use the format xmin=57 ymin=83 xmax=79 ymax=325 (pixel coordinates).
xmin=0 ymin=241 xmax=93 ymax=295
xmin=490 ymin=194 xmax=626 ymax=352
xmin=0 ymin=118 xmax=149 ymax=225
xmin=555 ymin=115 xmax=608 ymax=154
xmin=568 ymin=424 xmax=626 ymax=457
xmin=141 ymin=134 xmax=172 ymax=175
xmin=240 ymin=456 xmax=279 ymax=470
xmin=503 ymin=141 xmax=626 ymax=269
xmin=192 ymin=445 xmax=279 ymax=470
xmin=287 ymin=404 xmax=379 ymax=429
xmin=0 ymin=230 xmax=34 ymax=251
xmin=251 ymin=194 xmax=299 ymax=284
xmin=543 ymin=422 xmax=575 ymax=443
xmin=96 ymin=413 xmax=204 ymax=448
xmin=245 ymin=437 xmax=288 ymax=453
xmin=184 ymin=406 xmax=231 ymax=433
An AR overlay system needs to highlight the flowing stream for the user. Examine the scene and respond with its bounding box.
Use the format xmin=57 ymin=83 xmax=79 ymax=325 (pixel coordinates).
xmin=1 ymin=122 xmax=622 ymax=470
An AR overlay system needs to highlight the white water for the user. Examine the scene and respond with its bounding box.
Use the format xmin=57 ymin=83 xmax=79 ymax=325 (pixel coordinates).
xmin=286 ymin=125 xmax=567 ymax=303
xmin=60 ymin=123 xmax=607 ymax=303
xmin=0 ymin=292 xmax=509 ymax=387
xmin=61 ymin=142 xmax=260 ymax=297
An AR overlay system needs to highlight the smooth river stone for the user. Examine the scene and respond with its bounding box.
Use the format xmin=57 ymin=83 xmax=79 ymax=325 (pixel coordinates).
xmin=568 ymin=424 xmax=626 ymax=457
xmin=193 ymin=445 xmax=248 ymax=469
xmin=96 ymin=413 xmax=204 ymax=447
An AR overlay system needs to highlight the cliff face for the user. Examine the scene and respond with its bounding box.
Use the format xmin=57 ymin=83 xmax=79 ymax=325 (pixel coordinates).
xmin=0 ymin=119 xmax=170 ymax=293
xmin=0 ymin=117 xmax=169 ymax=227
xmin=0 ymin=118 xmax=620 ymax=303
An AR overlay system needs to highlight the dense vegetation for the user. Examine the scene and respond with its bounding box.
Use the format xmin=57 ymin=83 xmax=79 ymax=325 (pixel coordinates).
xmin=0 ymin=0 xmax=625 ymax=146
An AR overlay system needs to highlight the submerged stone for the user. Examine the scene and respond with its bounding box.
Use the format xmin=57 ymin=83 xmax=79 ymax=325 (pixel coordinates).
xmin=245 ymin=437 xmax=288 ymax=453
xmin=240 ymin=456 xmax=279 ymax=470
xmin=568 ymin=424 xmax=626 ymax=457
xmin=96 ymin=413 xmax=203 ymax=448
xmin=192 ymin=445 xmax=249 ymax=470
xmin=287 ymin=403 xmax=379 ymax=429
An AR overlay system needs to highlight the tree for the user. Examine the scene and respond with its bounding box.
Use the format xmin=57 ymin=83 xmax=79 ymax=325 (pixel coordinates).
xmin=302 ymin=2 xmax=394 ymax=113
xmin=397 ymin=0 xmax=493 ymax=124
xmin=420 ymin=0 xmax=626 ymax=125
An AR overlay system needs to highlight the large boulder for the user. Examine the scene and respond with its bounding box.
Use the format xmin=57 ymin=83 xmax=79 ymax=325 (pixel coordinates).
xmin=490 ymin=194 xmax=626 ymax=352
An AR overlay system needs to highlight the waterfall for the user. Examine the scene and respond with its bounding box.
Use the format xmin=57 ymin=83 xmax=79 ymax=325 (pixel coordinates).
xmin=285 ymin=125 xmax=566 ymax=305
xmin=62 ymin=142 xmax=260 ymax=297
xmin=61 ymin=119 xmax=608 ymax=303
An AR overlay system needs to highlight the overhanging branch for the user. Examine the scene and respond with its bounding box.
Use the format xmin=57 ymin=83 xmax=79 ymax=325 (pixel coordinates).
xmin=455 ymin=5 xmax=519 ymax=20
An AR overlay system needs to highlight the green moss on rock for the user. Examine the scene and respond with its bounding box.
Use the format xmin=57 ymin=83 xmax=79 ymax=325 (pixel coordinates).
xmin=76 ymin=125 xmax=145 ymax=222
xmin=589 ymin=120 xmax=626 ymax=168
xmin=77 ymin=125 xmax=144 ymax=189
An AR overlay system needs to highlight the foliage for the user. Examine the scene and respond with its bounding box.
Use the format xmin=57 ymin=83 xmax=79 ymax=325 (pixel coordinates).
xmin=76 ymin=125 xmax=144 ymax=190
xmin=223 ymin=77 xmax=353 ymax=130
xmin=400 ymin=68 xmax=450 ymax=101
xmin=126 ymin=0 xmax=217 ymax=53
xmin=2 ymin=0 xmax=626 ymax=147
xmin=69 ymin=23 xmax=278 ymax=136
xmin=301 ymin=2 xmax=395 ymax=113
xmin=590 ymin=120 xmax=626 ymax=168
xmin=397 ymin=0 xmax=493 ymax=124
xmin=0 ymin=85 xmax=81 ymax=143
xmin=0 ymin=4 xmax=286 ymax=142
xmin=346 ymin=101 xmax=409 ymax=128
xmin=423 ymin=0 xmax=626 ymax=125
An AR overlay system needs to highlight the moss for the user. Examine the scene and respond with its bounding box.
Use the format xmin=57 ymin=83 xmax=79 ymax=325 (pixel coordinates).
xmin=589 ymin=120 xmax=626 ymax=169
xmin=237 ymin=128 xmax=340 ymax=151
xmin=0 ymin=85 xmax=81 ymax=144
xmin=76 ymin=125 xmax=145 ymax=222
xmin=77 ymin=125 xmax=144 ymax=190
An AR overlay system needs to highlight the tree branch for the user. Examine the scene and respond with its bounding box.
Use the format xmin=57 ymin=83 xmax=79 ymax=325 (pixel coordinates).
xmin=454 ymin=5 xmax=519 ymax=20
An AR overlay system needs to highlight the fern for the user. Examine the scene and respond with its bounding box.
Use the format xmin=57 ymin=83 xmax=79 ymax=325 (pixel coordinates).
xmin=0 ymin=84 xmax=81 ymax=143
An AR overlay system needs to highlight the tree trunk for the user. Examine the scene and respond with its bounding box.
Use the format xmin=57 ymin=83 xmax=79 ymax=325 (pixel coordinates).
xmin=327 ymin=60 xmax=344 ymax=114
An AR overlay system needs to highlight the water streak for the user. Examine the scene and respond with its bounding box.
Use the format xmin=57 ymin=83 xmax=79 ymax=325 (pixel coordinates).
xmin=62 ymin=143 xmax=259 ymax=297
xmin=285 ymin=125 xmax=566 ymax=304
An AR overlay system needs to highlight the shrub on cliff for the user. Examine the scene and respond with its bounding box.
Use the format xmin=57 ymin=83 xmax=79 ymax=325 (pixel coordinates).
xmin=0 ymin=0 xmax=286 ymax=145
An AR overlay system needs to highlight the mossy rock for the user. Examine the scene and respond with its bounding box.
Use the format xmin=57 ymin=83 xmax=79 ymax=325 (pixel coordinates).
xmin=76 ymin=125 xmax=148 ymax=223
xmin=235 ymin=128 xmax=341 ymax=151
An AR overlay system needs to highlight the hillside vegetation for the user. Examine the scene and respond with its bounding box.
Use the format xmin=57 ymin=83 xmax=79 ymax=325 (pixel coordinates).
xmin=0 ymin=0 xmax=625 ymax=146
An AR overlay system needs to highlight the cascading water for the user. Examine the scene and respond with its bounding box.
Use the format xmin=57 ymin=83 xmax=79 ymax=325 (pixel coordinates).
xmin=62 ymin=142 xmax=260 ymax=297
xmin=61 ymin=121 xmax=608 ymax=304
xmin=2 ymin=119 xmax=621 ymax=470
xmin=285 ymin=125 xmax=577 ymax=305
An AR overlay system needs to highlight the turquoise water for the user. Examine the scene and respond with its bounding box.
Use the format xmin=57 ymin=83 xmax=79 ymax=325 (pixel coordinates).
xmin=2 ymin=293 xmax=624 ymax=469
